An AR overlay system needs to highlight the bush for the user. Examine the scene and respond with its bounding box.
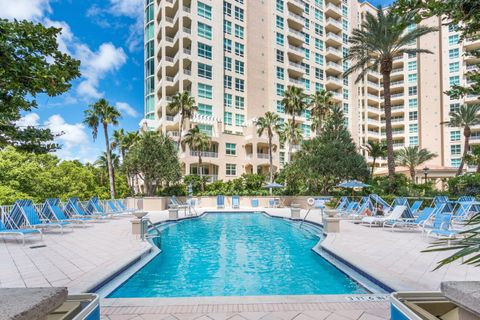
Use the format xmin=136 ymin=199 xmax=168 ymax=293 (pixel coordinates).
xmin=448 ymin=173 xmax=480 ymax=196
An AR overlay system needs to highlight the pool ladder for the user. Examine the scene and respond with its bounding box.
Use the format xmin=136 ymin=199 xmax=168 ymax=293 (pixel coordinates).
xmin=141 ymin=218 xmax=162 ymax=248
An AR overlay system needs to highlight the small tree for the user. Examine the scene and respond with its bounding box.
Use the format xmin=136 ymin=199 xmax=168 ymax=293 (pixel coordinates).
xmin=83 ymin=99 xmax=121 ymax=199
xmin=0 ymin=19 xmax=81 ymax=153
xmin=395 ymin=146 xmax=437 ymax=182
xmin=465 ymin=145 xmax=480 ymax=173
xmin=183 ymin=126 xmax=211 ymax=191
xmin=444 ymin=104 xmax=480 ymax=175
xmin=256 ymin=112 xmax=282 ymax=183
xmin=281 ymin=86 xmax=308 ymax=125
xmin=363 ymin=141 xmax=387 ymax=178
xmin=167 ymin=91 xmax=197 ymax=151
xmin=124 ymin=131 xmax=181 ymax=196
xmin=280 ymin=120 xmax=303 ymax=162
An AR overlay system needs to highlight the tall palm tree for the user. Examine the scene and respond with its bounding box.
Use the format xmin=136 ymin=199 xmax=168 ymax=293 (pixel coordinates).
xmin=344 ymin=9 xmax=437 ymax=189
xmin=281 ymin=120 xmax=303 ymax=162
xmin=395 ymin=146 xmax=436 ymax=182
xmin=363 ymin=140 xmax=387 ymax=178
xmin=281 ymin=86 xmax=308 ymax=125
xmin=167 ymin=91 xmax=197 ymax=151
xmin=310 ymin=89 xmax=334 ymax=135
xmin=465 ymin=145 xmax=480 ymax=173
xmin=111 ymin=129 xmax=126 ymax=161
xmin=84 ymin=98 xmax=121 ymax=199
xmin=94 ymin=152 xmax=121 ymax=186
xmin=183 ymin=126 xmax=211 ymax=191
xmin=444 ymin=104 xmax=480 ymax=175
xmin=256 ymin=112 xmax=282 ymax=183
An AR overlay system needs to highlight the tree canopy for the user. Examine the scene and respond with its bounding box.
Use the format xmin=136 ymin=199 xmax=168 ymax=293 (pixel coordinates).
xmin=0 ymin=19 xmax=81 ymax=153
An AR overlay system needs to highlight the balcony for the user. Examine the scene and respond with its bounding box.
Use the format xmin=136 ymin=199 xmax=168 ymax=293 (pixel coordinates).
xmin=325 ymin=3 xmax=342 ymax=18
xmin=287 ymin=0 xmax=304 ymax=13
xmin=289 ymin=77 xmax=303 ymax=86
xmin=288 ymin=44 xmax=304 ymax=61
xmin=326 ymin=76 xmax=342 ymax=89
xmin=368 ymin=80 xmax=380 ymax=88
xmin=326 ymin=61 xmax=342 ymax=73
xmin=391 ymin=67 xmax=403 ymax=74
xmin=390 ymin=80 xmax=404 ymax=87
xmin=325 ymin=18 xmax=342 ymax=33
xmin=325 ymin=46 xmax=342 ymax=60
xmin=287 ymin=28 xmax=304 ymax=44
xmin=257 ymin=153 xmax=271 ymax=159
xmin=190 ymin=151 xmax=219 ymax=158
xmin=326 ymin=32 xmax=342 ymax=46
xmin=288 ymin=61 xmax=305 ymax=76
xmin=287 ymin=12 xmax=305 ymax=30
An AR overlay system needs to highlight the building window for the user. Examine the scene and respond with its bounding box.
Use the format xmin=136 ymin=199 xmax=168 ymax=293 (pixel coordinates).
xmin=224 ymin=56 xmax=232 ymax=70
xmin=408 ymin=73 xmax=417 ymax=83
xmin=198 ymin=43 xmax=212 ymax=59
xmin=235 ymin=113 xmax=244 ymax=126
xmin=224 ymin=75 xmax=232 ymax=89
xmin=409 ymin=124 xmax=418 ymax=133
xmin=276 ymin=32 xmax=284 ymax=46
xmin=235 ymin=42 xmax=244 ymax=56
xmin=198 ymin=2 xmax=212 ymax=19
xmin=276 ymin=66 xmax=284 ymax=80
xmin=276 ymin=0 xmax=283 ymax=12
xmin=450 ymin=103 xmax=460 ymax=113
xmin=235 ymin=78 xmax=244 ymax=92
xmin=224 ymin=1 xmax=232 ymax=16
xmin=198 ymin=63 xmax=212 ymax=79
xmin=449 ymin=75 xmax=460 ymax=87
xmin=409 ymin=136 xmax=418 ymax=146
xmin=226 ymin=163 xmax=237 ymax=176
xmin=197 ymin=124 xmax=213 ymax=136
xmin=198 ymin=103 xmax=213 ymax=116
xmin=276 ymin=83 xmax=284 ymax=96
xmin=408 ymin=98 xmax=418 ymax=108
xmin=234 ymin=6 xmax=244 ymax=21
xmin=451 ymin=144 xmax=461 ymax=155
xmin=235 ymin=60 xmax=244 ymax=74
xmin=449 ymin=48 xmax=459 ymax=59
xmin=224 ymin=111 xmax=232 ymax=125
xmin=448 ymin=24 xmax=458 ymax=32
xmin=448 ymin=34 xmax=459 ymax=45
xmin=234 ymin=24 xmax=244 ymax=39
xmin=198 ymin=22 xmax=212 ymax=39
xmin=276 ymin=100 xmax=284 ymax=113
xmin=235 ymin=96 xmax=244 ymax=109
xmin=224 ymin=38 xmax=232 ymax=52
xmin=450 ymin=131 xmax=461 ymax=141
xmin=409 ymin=111 xmax=418 ymax=121
xmin=198 ymin=83 xmax=212 ymax=99
xmin=276 ymin=49 xmax=284 ymax=63
xmin=224 ymin=20 xmax=232 ymax=34
xmin=407 ymin=61 xmax=417 ymax=71
xmin=408 ymin=86 xmax=417 ymax=95
xmin=224 ymin=93 xmax=232 ymax=107
xmin=226 ymin=143 xmax=236 ymax=155
xmin=449 ymin=62 xmax=460 ymax=73
xmin=276 ymin=15 xmax=284 ymax=29
xmin=451 ymin=158 xmax=461 ymax=167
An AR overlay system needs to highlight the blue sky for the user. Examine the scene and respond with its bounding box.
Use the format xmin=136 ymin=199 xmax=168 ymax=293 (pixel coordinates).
xmin=0 ymin=0 xmax=393 ymax=162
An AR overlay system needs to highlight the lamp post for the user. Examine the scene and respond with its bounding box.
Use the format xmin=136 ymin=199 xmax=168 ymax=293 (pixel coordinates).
xmin=423 ymin=166 xmax=430 ymax=183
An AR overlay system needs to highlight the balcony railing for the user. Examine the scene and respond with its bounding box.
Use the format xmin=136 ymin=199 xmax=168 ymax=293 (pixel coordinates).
xmin=190 ymin=151 xmax=219 ymax=158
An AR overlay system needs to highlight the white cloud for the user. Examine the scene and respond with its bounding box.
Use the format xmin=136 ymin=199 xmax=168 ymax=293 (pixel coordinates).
xmin=75 ymin=43 xmax=127 ymax=99
xmin=15 ymin=113 xmax=40 ymax=127
xmin=116 ymin=102 xmax=139 ymax=118
xmin=0 ymin=0 xmax=51 ymax=20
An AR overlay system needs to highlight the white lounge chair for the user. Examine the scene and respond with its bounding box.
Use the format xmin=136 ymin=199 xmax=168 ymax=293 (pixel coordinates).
xmin=361 ymin=205 xmax=407 ymax=227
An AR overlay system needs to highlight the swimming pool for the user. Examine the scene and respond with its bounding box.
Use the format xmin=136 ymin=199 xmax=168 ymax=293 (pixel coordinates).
xmin=108 ymin=212 xmax=367 ymax=298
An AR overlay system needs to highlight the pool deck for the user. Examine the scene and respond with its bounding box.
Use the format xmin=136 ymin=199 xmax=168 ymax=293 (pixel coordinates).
xmin=0 ymin=206 xmax=479 ymax=319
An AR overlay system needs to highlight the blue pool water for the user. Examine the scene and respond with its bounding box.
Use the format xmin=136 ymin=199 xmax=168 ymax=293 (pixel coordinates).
xmin=108 ymin=212 xmax=367 ymax=297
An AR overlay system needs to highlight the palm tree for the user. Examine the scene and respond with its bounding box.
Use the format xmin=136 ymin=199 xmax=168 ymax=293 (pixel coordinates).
xmin=344 ymin=9 xmax=437 ymax=189
xmin=281 ymin=86 xmax=307 ymax=125
xmin=281 ymin=120 xmax=303 ymax=162
xmin=94 ymin=152 xmax=121 ymax=186
xmin=256 ymin=112 xmax=282 ymax=183
xmin=395 ymin=146 xmax=437 ymax=182
xmin=444 ymin=104 xmax=480 ymax=175
xmin=183 ymin=126 xmax=211 ymax=191
xmin=363 ymin=140 xmax=387 ymax=178
xmin=310 ymin=89 xmax=334 ymax=135
xmin=84 ymin=98 xmax=121 ymax=199
xmin=167 ymin=91 xmax=197 ymax=151
xmin=465 ymin=145 xmax=480 ymax=173
xmin=111 ymin=129 xmax=126 ymax=161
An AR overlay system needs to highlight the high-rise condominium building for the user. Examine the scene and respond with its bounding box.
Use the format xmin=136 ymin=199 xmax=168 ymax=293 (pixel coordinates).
xmin=142 ymin=0 xmax=480 ymax=182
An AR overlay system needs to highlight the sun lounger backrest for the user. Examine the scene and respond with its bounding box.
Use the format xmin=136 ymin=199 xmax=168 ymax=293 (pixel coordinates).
xmin=217 ymin=195 xmax=225 ymax=206
xmin=438 ymin=213 xmax=453 ymax=230
xmin=0 ymin=220 xmax=7 ymax=231
xmin=387 ymin=206 xmax=407 ymax=220
xmin=410 ymin=200 xmax=423 ymax=214
xmin=116 ymin=200 xmax=127 ymax=210
xmin=22 ymin=205 xmax=42 ymax=226
xmin=5 ymin=203 xmax=25 ymax=229
xmin=336 ymin=197 xmax=348 ymax=210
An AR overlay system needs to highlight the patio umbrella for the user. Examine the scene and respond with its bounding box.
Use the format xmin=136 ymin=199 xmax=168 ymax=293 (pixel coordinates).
xmin=337 ymin=180 xmax=370 ymax=197
xmin=263 ymin=182 xmax=284 ymax=196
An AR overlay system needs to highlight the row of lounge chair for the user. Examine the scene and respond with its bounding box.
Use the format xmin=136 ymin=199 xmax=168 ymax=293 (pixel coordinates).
xmin=0 ymin=197 xmax=134 ymax=245
xmin=334 ymin=195 xmax=479 ymax=240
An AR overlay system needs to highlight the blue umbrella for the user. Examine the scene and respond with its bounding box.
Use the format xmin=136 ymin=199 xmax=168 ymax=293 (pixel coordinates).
xmin=263 ymin=182 xmax=284 ymax=189
xmin=337 ymin=180 xmax=370 ymax=188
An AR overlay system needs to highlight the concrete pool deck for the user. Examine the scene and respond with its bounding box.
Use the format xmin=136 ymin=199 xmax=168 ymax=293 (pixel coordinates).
xmin=0 ymin=207 xmax=478 ymax=319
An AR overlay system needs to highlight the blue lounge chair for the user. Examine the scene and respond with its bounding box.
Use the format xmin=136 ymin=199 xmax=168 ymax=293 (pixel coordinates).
xmin=410 ymin=200 xmax=423 ymax=215
xmin=348 ymin=199 xmax=373 ymax=219
xmin=13 ymin=200 xmax=71 ymax=234
xmin=426 ymin=213 xmax=459 ymax=240
xmin=217 ymin=195 xmax=225 ymax=209
xmin=116 ymin=200 xmax=137 ymax=213
xmin=383 ymin=207 xmax=435 ymax=230
xmin=421 ymin=205 xmax=447 ymax=235
xmin=0 ymin=220 xmax=42 ymax=245
xmin=232 ymin=196 xmax=240 ymax=209
xmin=86 ymin=197 xmax=112 ymax=218
xmin=105 ymin=200 xmax=130 ymax=215
xmin=338 ymin=201 xmax=359 ymax=216
xmin=335 ymin=197 xmax=349 ymax=210
xmin=41 ymin=199 xmax=91 ymax=225
xmin=251 ymin=198 xmax=259 ymax=207
xmin=369 ymin=194 xmax=392 ymax=213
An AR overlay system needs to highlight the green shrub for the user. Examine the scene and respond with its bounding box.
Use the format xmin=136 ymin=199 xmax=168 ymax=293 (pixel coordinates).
xmin=448 ymin=174 xmax=480 ymax=196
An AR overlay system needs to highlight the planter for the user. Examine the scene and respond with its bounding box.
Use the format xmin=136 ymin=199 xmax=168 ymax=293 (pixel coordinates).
xmin=133 ymin=211 xmax=147 ymax=219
